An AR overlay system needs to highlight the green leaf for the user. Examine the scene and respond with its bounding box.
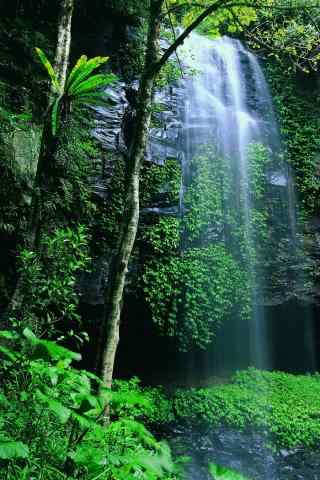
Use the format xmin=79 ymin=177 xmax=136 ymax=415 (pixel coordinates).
xmin=66 ymin=54 xmax=88 ymax=90
xmin=70 ymin=73 xmax=117 ymax=97
xmin=0 ymin=393 xmax=9 ymax=407
xmin=72 ymin=91 xmax=109 ymax=108
xmin=35 ymin=47 xmax=61 ymax=94
xmin=67 ymin=56 xmax=110 ymax=94
xmin=0 ymin=345 xmax=18 ymax=362
xmin=23 ymin=328 xmax=37 ymax=342
xmin=36 ymin=390 xmax=71 ymax=424
xmin=70 ymin=443 xmax=106 ymax=468
xmin=0 ymin=330 xmax=19 ymax=340
xmin=23 ymin=328 xmax=81 ymax=362
xmin=0 ymin=440 xmax=29 ymax=459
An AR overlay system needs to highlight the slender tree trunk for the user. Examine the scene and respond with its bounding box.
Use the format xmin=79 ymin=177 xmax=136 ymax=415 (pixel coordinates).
xmin=53 ymin=0 xmax=73 ymax=92
xmin=100 ymin=0 xmax=164 ymax=390
xmin=2 ymin=0 xmax=74 ymax=324
xmin=29 ymin=0 xmax=73 ymax=249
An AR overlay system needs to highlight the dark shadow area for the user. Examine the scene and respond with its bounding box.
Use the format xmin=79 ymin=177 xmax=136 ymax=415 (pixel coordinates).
xmin=114 ymin=294 xmax=320 ymax=386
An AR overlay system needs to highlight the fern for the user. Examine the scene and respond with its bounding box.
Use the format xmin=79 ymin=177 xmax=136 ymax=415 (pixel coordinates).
xmin=35 ymin=48 xmax=61 ymax=94
xmin=67 ymin=55 xmax=110 ymax=93
xmin=70 ymin=73 xmax=116 ymax=96
xmin=65 ymin=54 xmax=88 ymax=89
xmin=35 ymin=48 xmax=117 ymax=135
xmin=72 ymin=92 xmax=108 ymax=108
xmin=0 ymin=329 xmax=180 ymax=479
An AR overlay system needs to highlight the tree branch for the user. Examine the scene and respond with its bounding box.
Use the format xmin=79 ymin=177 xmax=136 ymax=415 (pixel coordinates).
xmin=164 ymin=0 xmax=184 ymax=77
xmin=161 ymin=2 xmax=210 ymax=17
xmin=153 ymin=0 xmax=252 ymax=75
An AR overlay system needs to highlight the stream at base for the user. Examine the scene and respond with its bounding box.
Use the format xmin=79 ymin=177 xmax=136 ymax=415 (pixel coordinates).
xmin=161 ymin=425 xmax=320 ymax=480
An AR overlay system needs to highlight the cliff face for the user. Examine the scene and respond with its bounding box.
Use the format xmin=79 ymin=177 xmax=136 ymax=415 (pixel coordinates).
xmin=2 ymin=5 xmax=320 ymax=378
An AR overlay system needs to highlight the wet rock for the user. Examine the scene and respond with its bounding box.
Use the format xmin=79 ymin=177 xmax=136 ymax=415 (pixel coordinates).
xmin=161 ymin=424 xmax=320 ymax=480
xmin=93 ymin=83 xmax=128 ymax=153
xmin=78 ymin=256 xmax=110 ymax=305
xmin=141 ymin=206 xmax=180 ymax=216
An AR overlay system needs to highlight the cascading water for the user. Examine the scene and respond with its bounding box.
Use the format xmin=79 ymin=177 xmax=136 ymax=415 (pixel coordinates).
xmin=179 ymin=33 xmax=296 ymax=371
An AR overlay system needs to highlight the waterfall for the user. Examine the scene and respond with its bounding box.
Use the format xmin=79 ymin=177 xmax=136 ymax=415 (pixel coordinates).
xmin=179 ymin=33 xmax=296 ymax=369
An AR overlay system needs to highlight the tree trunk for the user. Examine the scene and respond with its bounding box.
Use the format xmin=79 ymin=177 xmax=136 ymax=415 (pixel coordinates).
xmin=100 ymin=0 xmax=164 ymax=390
xmin=2 ymin=0 xmax=74 ymax=325
xmin=53 ymin=0 xmax=73 ymax=92
xmin=29 ymin=0 xmax=73 ymax=248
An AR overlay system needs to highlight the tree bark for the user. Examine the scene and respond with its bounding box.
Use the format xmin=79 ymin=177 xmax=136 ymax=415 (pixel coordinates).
xmin=54 ymin=0 xmax=74 ymax=92
xmin=100 ymin=0 xmax=165 ymax=390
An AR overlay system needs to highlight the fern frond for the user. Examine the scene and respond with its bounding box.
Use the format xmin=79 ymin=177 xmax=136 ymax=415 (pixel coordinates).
xmin=67 ymin=56 xmax=110 ymax=94
xmin=71 ymin=74 xmax=117 ymax=97
xmin=72 ymin=91 xmax=108 ymax=105
xmin=75 ymin=91 xmax=107 ymax=100
xmin=35 ymin=48 xmax=61 ymax=94
xmin=65 ymin=55 xmax=88 ymax=90
xmin=51 ymin=96 xmax=61 ymax=136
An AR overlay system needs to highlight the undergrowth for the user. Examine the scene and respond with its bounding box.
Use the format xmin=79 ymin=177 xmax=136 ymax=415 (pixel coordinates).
xmin=172 ymin=368 xmax=320 ymax=449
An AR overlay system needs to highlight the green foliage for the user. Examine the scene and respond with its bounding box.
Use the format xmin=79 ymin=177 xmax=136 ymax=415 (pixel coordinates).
xmin=89 ymin=153 xmax=126 ymax=255
xmin=143 ymin=244 xmax=249 ymax=350
xmin=247 ymin=3 xmax=320 ymax=73
xmin=264 ymin=60 xmax=320 ymax=216
xmin=35 ymin=49 xmax=117 ymax=135
xmin=106 ymin=0 xmax=149 ymax=18
xmin=0 ymin=17 xmax=54 ymax=119
xmin=141 ymin=147 xmax=252 ymax=350
xmin=0 ymin=106 xmax=39 ymax=239
xmin=112 ymin=378 xmax=175 ymax=425
xmin=209 ymin=463 xmax=250 ymax=480
xmin=173 ymin=368 xmax=320 ymax=449
xmin=51 ymin=115 xmax=99 ymax=225
xmin=183 ymin=146 xmax=231 ymax=242
xmin=0 ymin=332 xmax=181 ymax=480
xmin=142 ymin=218 xmax=181 ymax=255
xmin=141 ymin=159 xmax=182 ymax=207
xmin=167 ymin=0 xmax=257 ymax=37
xmin=12 ymin=225 xmax=90 ymax=338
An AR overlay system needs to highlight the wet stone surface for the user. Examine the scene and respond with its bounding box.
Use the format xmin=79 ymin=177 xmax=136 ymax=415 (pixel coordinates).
xmin=160 ymin=425 xmax=320 ymax=480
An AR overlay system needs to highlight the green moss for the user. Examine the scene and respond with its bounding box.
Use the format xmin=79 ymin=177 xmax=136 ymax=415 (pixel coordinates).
xmin=265 ymin=62 xmax=320 ymax=217
xmin=173 ymin=368 xmax=320 ymax=449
